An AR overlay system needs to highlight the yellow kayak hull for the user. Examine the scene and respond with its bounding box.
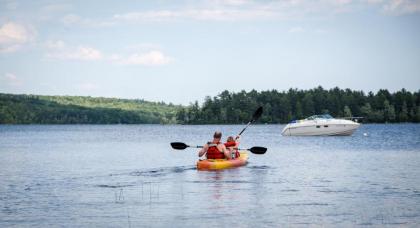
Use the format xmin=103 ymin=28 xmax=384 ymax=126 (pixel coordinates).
xmin=196 ymin=152 xmax=249 ymax=170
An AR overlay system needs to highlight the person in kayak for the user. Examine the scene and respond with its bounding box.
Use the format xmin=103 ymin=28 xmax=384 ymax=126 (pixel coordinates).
xmin=225 ymin=135 xmax=240 ymax=159
xmin=198 ymin=131 xmax=231 ymax=159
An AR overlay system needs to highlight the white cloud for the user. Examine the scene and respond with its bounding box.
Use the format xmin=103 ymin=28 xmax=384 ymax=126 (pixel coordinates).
xmin=123 ymin=43 xmax=163 ymax=52
xmin=45 ymin=40 xmax=172 ymax=66
xmin=118 ymin=51 xmax=173 ymax=66
xmin=112 ymin=9 xmax=275 ymax=22
xmin=50 ymin=46 xmax=103 ymax=61
xmin=0 ymin=22 xmax=35 ymax=53
xmin=382 ymin=0 xmax=420 ymax=15
xmin=215 ymin=0 xmax=251 ymax=6
xmin=61 ymin=14 xmax=115 ymax=27
xmin=366 ymin=0 xmax=384 ymax=4
xmin=56 ymin=0 xmax=420 ymax=28
xmin=61 ymin=14 xmax=81 ymax=24
xmin=288 ymin=26 xmax=305 ymax=33
xmin=62 ymin=1 xmax=365 ymax=26
xmin=45 ymin=40 xmax=103 ymax=61
xmin=76 ymin=47 xmax=103 ymax=61
xmin=4 ymin=73 xmax=22 ymax=86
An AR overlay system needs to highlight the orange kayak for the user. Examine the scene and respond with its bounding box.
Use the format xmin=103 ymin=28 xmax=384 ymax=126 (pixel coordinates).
xmin=196 ymin=152 xmax=248 ymax=170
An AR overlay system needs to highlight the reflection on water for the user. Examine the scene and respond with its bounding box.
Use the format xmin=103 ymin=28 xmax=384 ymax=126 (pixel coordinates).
xmin=0 ymin=124 xmax=420 ymax=227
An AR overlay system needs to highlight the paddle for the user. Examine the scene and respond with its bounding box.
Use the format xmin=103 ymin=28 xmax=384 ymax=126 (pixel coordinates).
xmin=170 ymin=142 xmax=267 ymax=154
xmin=170 ymin=106 xmax=267 ymax=155
xmin=238 ymin=106 xmax=263 ymax=136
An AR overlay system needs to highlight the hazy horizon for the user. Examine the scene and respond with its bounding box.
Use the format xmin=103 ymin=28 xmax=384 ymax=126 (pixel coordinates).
xmin=1 ymin=0 xmax=420 ymax=105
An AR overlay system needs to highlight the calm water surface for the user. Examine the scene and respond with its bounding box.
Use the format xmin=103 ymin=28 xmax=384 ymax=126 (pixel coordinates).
xmin=1 ymin=124 xmax=420 ymax=227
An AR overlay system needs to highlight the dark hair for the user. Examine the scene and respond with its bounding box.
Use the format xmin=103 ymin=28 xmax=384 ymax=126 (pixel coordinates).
xmin=213 ymin=131 xmax=222 ymax=139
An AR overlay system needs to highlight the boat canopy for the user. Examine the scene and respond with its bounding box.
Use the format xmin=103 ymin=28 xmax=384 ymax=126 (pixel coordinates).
xmin=305 ymin=114 xmax=333 ymax=120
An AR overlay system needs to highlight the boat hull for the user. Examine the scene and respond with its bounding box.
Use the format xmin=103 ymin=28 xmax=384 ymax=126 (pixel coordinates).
xmin=197 ymin=152 xmax=248 ymax=170
xmin=282 ymin=120 xmax=360 ymax=136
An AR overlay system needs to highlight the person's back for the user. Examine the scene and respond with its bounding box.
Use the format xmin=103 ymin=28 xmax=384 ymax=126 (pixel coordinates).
xmin=206 ymin=141 xmax=225 ymax=159
xmin=198 ymin=131 xmax=230 ymax=159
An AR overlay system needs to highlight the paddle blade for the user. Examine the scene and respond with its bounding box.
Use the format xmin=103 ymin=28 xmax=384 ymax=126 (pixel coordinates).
xmin=252 ymin=106 xmax=263 ymax=122
xmin=170 ymin=142 xmax=188 ymax=150
xmin=248 ymin=146 xmax=267 ymax=154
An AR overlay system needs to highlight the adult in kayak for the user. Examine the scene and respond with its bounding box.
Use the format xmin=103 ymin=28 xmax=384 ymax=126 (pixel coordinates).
xmin=198 ymin=131 xmax=231 ymax=159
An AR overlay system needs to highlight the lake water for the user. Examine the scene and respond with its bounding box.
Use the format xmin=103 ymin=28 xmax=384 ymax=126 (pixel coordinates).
xmin=1 ymin=124 xmax=420 ymax=227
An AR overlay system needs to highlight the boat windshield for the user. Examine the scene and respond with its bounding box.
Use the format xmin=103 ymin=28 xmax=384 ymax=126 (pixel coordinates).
xmin=305 ymin=114 xmax=334 ymax=120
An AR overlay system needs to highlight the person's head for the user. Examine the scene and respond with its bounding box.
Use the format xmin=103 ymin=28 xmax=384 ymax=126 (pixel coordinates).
xmin=213 ymin=131 xmax=222 ymax=142
xmin=227 ymin=136 xmax=235 ymax=142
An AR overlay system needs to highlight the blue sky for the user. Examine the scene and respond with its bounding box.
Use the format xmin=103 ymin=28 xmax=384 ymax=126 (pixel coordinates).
xmin=1 ymin=0 xmax=419 ymax=104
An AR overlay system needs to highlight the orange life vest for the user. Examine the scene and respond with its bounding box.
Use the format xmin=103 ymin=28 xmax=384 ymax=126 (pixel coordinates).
xmin=206 ymin=142 xmax=225 ymax=159
xmin=224 ymin=141 xmax=236 ymax=148
xmin=224 ymin=141 xmax=240 ymax=159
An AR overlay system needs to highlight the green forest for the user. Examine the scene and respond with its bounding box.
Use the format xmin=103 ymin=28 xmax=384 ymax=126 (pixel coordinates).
xmin=1 ymin=87 xmax=420 ymax=124
xmin=0 ymin=93 xmax=180 ymax=124
xmin=177 ymin=87 xmax=420 ymax=124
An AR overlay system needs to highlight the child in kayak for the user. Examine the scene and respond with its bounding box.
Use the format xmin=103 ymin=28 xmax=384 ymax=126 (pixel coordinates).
xmin=225 ymin=135 xmax=240 ymax=159
xmin=198 ymin=131 xmax=231 ymax=159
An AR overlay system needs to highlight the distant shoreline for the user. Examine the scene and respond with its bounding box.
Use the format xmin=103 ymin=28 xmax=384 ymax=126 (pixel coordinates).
xmin=1 ymin=87 xmax=419 ymax=124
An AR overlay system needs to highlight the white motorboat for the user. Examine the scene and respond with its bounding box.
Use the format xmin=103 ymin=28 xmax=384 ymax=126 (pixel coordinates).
xmin=281 ymin=114 xmax=360 ymax=136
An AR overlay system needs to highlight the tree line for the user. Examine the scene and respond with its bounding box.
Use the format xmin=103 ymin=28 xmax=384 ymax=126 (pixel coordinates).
xmin=176 ymin=87 xmax=420 ymax=124
xmin=1 ymin=87 xmax=419 ymax=124
xmin=0 ymin=93 xmax=180 ymax=124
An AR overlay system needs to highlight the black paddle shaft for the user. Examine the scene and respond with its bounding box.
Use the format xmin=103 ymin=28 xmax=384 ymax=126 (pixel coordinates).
xmin=238 ymin=106 xmax=263 ymax=136
xmin=170 ymin=142 xmax=204 ymax=150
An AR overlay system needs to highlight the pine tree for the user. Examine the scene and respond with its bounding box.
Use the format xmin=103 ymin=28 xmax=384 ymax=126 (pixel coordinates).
xmin=295 ymin=101 xmax=303 ymax=119
xmin=383 ymin=100 xmax=396 ymax=122
xmin=343 ymin=105 xmax=352 ymax=117
xmin=398 ymin=101 xmax=408 ymax=122
xmin=416 ymin=106 xmax=420 ymax=122
xmin=302 ymin=93 xmax=315 ymax=116
xmin=360 ymin=103 xmax=372 ymax=121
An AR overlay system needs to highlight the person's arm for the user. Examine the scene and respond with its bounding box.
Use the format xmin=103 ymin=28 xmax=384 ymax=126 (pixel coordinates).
xmin=235 ymin=135 xmax=240 ymax=147
xmin=221 ymin=144 xmax=231 ymax=159
xmin=198 ymin=144 xmax=208 ymax=157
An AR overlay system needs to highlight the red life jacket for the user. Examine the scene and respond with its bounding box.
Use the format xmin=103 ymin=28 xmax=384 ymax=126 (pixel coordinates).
xmin=224 ymin=141 xmax=240 ymax=159
xmin=224 ymin=141 xmax=236 ymax=148
xmin=207 ymin=142 xmax=225 ymax=159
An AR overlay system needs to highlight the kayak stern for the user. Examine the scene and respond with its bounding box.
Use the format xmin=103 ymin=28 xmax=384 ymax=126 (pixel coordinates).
xmin=197 ymin=152 xmax=249 ymax=170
